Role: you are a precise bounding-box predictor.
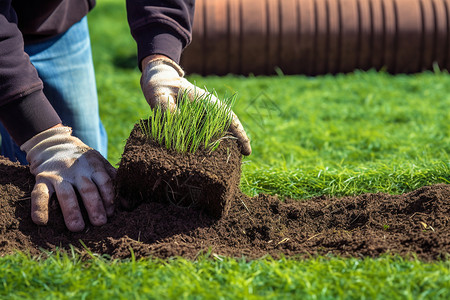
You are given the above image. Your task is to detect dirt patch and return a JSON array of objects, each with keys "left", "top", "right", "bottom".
[{"left": 0, "top": 155, "right": 448, "bottom": 260}]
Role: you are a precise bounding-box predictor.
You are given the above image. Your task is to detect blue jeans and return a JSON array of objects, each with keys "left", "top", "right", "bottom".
[{"left": 0, "top": 17, "right": 107, "bottom": 164}]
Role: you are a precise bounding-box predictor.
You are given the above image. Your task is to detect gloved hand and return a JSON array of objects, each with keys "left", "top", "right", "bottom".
[
  {"left": 20, "top": 126, "right": 116, "bottom": 232},
  {"left": 140, "top": 55, "right": 252, "bottom": 156}
]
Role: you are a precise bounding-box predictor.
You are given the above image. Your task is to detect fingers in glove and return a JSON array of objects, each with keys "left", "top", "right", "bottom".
[
  {"left": 180, "top": 81, "right": 209, "bottom": 103},
  {"left": 141, "top": 79, "right": 178, "bottom": 113},
  {"left": 55, "top": 181, "right": 85, "bottom": 232},
  {"left": 104, "top": 162, "right": 117, "bottom": 180},
  {"left": 79, "top": 150, "right": 115, "bottom": 217},
  {"left": 154, "top": 92, "right": 178, "bottom": 113},
  {"left": 76, "top": 176, "right": 107, "bottom": 226},
  {"left": 87, "top": 149, "right": 117, "bottom": 180},
  {"left": 180, "top": 80, "right": 252, "bottom": 156},
  {"left": 228, "top": 114, "right": 252, "bottom": 156},
  {"left": 92, "top": 171, "right": 115, "bottom": 217},
  {"left": 30, "top": 178, "right": 54, "bottom": 226}
]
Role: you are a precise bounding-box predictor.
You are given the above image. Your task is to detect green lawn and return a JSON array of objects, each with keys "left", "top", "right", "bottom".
[
  {"left": 1, "top": 0, "right": 449, "bottom": 299},
  {"left": 1, "top": 252, "right": 449, "bottom": 299}
]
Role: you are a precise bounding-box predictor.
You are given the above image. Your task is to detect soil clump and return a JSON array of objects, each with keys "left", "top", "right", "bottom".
[{"left": 0, "top": 156, "right": 448, "bottom": 261}]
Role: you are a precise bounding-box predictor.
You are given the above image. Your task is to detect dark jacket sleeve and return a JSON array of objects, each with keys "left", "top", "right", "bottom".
[
  {"left": 126, "top": 0, "right": 195, "bottom": 67},
  {"left": 0, "top": 2, "right": 61, "bottom": 146}
]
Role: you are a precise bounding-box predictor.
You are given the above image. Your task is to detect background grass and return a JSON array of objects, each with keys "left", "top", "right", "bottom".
[
  {"left": 1, "top": 0, "right": 449, "bottom": 298},
  {"left": 206, "top": 71, "right": 450, "bottom": 198}
]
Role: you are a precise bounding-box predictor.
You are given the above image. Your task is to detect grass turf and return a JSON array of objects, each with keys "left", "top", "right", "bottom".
[
  {"left": 195, "top": 71, "right": 450, "bottom": 198},
  {"left": 1, "top": 0, "right": 449, "bottom": 298},
  {"left": 1, "top": 252, "right": 449, "bottom": 299},
  {"left": 140, "top": 91, "right": 235, "bottom": 153}
]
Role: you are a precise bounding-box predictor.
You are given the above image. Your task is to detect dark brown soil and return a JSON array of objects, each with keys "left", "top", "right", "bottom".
[{"left": 0, "top": 155, "right": 448, "bottom": 260}]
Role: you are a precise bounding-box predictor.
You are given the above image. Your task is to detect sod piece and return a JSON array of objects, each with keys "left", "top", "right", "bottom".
[{"left": 115, "top": 122, "right": 242, "bottom": 218}]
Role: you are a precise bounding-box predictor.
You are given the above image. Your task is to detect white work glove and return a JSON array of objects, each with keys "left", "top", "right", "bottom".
[
  {"left": 140, "top": 56, "right": 252, "bottom": 156},
  {"left": 20, "top": 126, "right": 116, "bottom": 232}
]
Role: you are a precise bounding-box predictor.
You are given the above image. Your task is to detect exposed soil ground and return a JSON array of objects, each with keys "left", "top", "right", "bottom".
[{"left": 0, "top": 156, "right": 448, "bottom": 261}]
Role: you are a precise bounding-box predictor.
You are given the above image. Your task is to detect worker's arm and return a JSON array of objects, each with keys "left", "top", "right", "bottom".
[
  {"left": 0, "top": 2, "right": 115, "bottom": 232},
  {"left": 0, "top": 1, "right": 61, "bottom": 144},
  {"left": 126, "top": 0, "right": 195, "bottom": 67}
]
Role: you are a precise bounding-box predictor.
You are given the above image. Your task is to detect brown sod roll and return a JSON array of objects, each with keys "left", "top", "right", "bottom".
[
  {"left": 314, "top": 0, "right": 327, "bottom": 75},
  {"left": 445, "top": 0, "right": 450, "bottom": 70},
  {"left": 357, "top": 0, "right": 373, "bottom": 71},
  {"left": 394, "top": 0, "right": 422, "bottom": 73},
  {"left": 368, "top": 0, "right": 384, "bottom": 71},
  {"left": 299, "top": 0, "right": 316, "bottom": 74},
  {"left": 241, "top": 0, "right": 267, "bottom": 74},
  {"left": 204, "top": 0, "right": 228, "bottom": 75},
  {"left": 183, "top": 1, "right": 203, "bottom": 74},
  {"left": 280, "top": 0, "right": 300, "bottom": 74},
  {"left": 383, "top": 0, "right": 397, "bottom": 72},
  {"left": 433, "top": 0, "right": 449, "bottom": 70},
  {"left": 181, "top": 0, "right": 450, "bottom": 75},
  {"left": 339, "top": 0, "right": 359, "bottom": 73},
  {"left": 420, "top": 0, "right": 436, "bottom": 71},
  {"left": 326, "top": 0, "right": 340, "bottom": 74},
  {"left": 228, "top": 0, "right": 241, "bottom": 74}
]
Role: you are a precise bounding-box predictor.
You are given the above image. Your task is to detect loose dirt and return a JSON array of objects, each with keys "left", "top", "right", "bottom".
[{"left": 0, "top": 156, "right": 448, "bottom": 260}]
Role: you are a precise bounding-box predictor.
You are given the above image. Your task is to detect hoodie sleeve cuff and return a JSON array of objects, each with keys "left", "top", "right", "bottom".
[
  {"left": 0, "top": 90, "right": 61, "bottom": 146},
  {"left": 133, "top": 24, "right": 184, "bottom": 69}
]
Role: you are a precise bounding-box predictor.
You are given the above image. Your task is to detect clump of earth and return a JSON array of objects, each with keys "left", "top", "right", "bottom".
[{"left": 0, "top": 123, "right": 448, "bottom": 260}]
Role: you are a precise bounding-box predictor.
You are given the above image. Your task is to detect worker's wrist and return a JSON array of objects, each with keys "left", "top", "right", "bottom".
[
  {"left": 141, "top": 54, "right": 169, "bottom": 70},
  {"left": 20, "top": 125, "right": 72, "bottom": 154},
  {"left": 0, "top": 91, "right": 62, "bottom": 146},
  {"left": 133, "top": 24, "right": 184, "bottom": 70},
  {"left": 141, "top": 55, "right": 185, "bottom": 77}
]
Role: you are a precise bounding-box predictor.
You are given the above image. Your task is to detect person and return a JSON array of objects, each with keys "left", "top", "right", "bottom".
[{"left": 0, "top": 0, "right": 251, "bottom": 232}]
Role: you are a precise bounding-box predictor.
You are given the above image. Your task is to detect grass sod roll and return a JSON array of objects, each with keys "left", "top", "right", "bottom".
[{"left": 116, "top": 91, "right": 242, "bottom": 218}]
